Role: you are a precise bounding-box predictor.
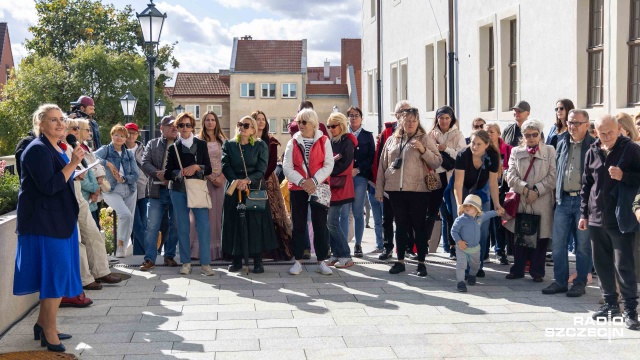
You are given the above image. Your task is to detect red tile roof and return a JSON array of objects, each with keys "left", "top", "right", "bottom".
[
  {"left": 234, "top": 39, "right": 304, "bottom": 73},
  {"left": 164, "top": 87, "right": 174, "bottom": 98},
  {"left": 307, "top": 66, "right": 341, "bottom": 83},
  {"left": 306, "top": 84, "right": 348, "bottom": 96},
  {"left": 172, "top": 73, "right": 230, "bottom": 96}
]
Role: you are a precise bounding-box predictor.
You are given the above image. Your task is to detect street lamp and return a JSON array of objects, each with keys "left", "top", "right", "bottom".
[
  {"left": 175, "top": 104, "right": 184, "bottom": 115},
  {"left": 119, "top": 90, "right": 137, "bottom": 120},
  {"left": 154, "top": 98, "right": 166, "bottom": 118},
  {"left": 137, "top": 0, "right": 166, "bottom": 142}
]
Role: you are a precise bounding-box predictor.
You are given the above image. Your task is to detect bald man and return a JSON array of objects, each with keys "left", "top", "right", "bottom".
[{"left": 579, "top": 114, "right": 640, "bottom": 330}]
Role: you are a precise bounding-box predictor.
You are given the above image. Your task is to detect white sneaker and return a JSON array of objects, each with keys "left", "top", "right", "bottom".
[
  {"left": 289, "top": 261, "right": 302, "bottom": 275},
  {"left": 115, "top": 246, "right": 125, "bottom": 258},
  {"left": 335, "top": 258, "right": 355, "bottom": 268},
  {"left": 327, "top": 256, "right": 339, "bottom": 266},
  {"left": 200, "top": 265, "right": 215, "bottom": 276},
  {"left": 316, "top": 262, "right": 333, "bottom": 275},
  {"left": 179, "top": 263, "right": 192, "bottom": 275}
]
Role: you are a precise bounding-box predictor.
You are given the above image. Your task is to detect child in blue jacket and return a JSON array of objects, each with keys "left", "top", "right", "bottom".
[{"left": 451, "top": 194, "right": 502, "bottom": 292}]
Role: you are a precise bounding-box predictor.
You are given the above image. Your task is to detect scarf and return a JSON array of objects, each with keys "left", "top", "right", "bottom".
[
  {"left": 526, "top": 145, "right": 539, "bottom": 154},
  {"left": 181, "top": 132, "right": 194, "bottom": 148}
]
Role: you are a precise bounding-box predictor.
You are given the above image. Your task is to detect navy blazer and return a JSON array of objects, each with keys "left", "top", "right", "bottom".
[
  {"left": 353, "top": 128, "right": 375, "bottom": 181},
  {"left": 16, "top": 135, "right": 79, "bottom": 238}
]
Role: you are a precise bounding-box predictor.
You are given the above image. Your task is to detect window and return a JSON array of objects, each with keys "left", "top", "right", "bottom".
[
  {"left": 370, "top": 0, "right": 376, "bottom": 18},
  {"left": 240, "top": 83, "right": 255, "bottom": 97},
  {"left": 390, "top": 63, "right": 398, "bottom": 110},
  {"left": 367, "top": 71, "right": 374, "bottom": 114},
  {"left": 400, "top": 61, "right": 408, "bottom": 101},
  {"left": 282, "top": 118, "right": 293, "bottom": 133},
  {"left": 509, "top": 20, "right": 518, "bottom": 109},
  {"left": 282, "top": 83, "right": 297, "bottom": 98},
  {"left": 185, "top": 105, "right": 200, "bottom": 119},
  {"left": 587, "top": 0, "right": 604, "bottom": 107},
  {"left": 268, "top": 119, "right": 277, "bottom": 134},
  {"left": 435, "top": 40, "right": 447, "bottom": 108},
  {"left": 206, "top": 105, "right": 222, "bottom": 116},
  {"left": 629, "top": 0, "right": 640, "bottom": 105},
  {"left": 373, "top": 69, "right": 379, "bottom": 114},
  {"left": 261, "top": 83, "right": 276, "bottom": 98},
  {"left": 488, "top": 26, "right": 495, "bottom": 111},
  {"left": 425, "top": 44, "right": 435, "bottom": 111}
]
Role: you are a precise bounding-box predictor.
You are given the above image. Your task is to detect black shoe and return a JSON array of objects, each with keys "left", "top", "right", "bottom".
[
  {"left": 623, "top": 309, "right": 640, "bottom": 330},
  {"left": 566, "top": 282, "right": 586, "bottom": 297},
  {"left": 467, "top": 275, "right": 477, "bottom": 286},
  {"left": 228, "top": 258, "right": 242, "bottom": 272},
  {"left": 505, "top": 273, "right": 524, "bottom": 280},
  {"left": 457, "top": 281, "right": 467, "bottom": 292},
  {"left": 542, "top": 282, "right": 568, "bottom": 295},
  {"left": 252, "top": 262, "right": 264, "bottom": 274},
  {"left": 33, "top": 324, "right": 71, "bottom": 341},
  {"left": 592, "top": 303, "right": 621, "bottom": 320},
  {"left": 354, "top": 244, "right": 363, "bottom": 258},
  {"left": 499, "top": 254, "right": 509, "bottom": 265},
  {"left": 416, "top": 263, "right": 427, "bottom": 277},
  {"left": 389, "top": 262, "right": 405, "bottom": 274},
  {"left": 476, "top": 269, "right": 485, "bottom": 278},
  {"left": 40, "top": 331, "right": 65, "bottom": 352},
  {"left": 379, "top": 249, "right": 393, "bottom": 261}
]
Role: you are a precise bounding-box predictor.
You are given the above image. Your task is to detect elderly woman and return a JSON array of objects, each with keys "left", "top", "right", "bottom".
[
  {"left": 164, "top": 112, "right": 214, "bottom": 276},
  {"left": 429, "top": 106, "right": 466, "bottom": 258},
  {"left": 504, "top": 119, "right": 557, "bottom": 282},
  {"left": 446, "top": 129, "right": 504, "bottom": 277},
  {"left": 283, "top": 109, "right": 334, "bottom": 275},
  {"left": 326, "top": 112, "right": 358, "bottom": 268},
  {"left": 254, "top": 110, "right": 293, "bottom": 260},
  {"left": 95, "top": 124, "right": 139, "bottom": 258},
  {"left": 375, "top": 108, "right": 442, "bottom": 276},
  {"left": 14, "top": 104, "right": 85, "bottom": 352},
  {"left": 221, "top": 116, "right": 278, "bottom": 273}
]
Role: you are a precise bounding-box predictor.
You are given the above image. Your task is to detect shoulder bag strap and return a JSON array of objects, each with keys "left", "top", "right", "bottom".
[
  {"left": 238, "top": 142, "right": 261, "bottom": 189},
  {"left": 616, "top": 142, "right": 630, "bottom": 167},
  {"left": 173, "top": 143, "right": 184, "bottom": 171},
  {"left": 296, "top": 141, "right": 310, "bottom": 179},
  {"left": 522, "top": 156, "right": 536, "bottom": 182}
]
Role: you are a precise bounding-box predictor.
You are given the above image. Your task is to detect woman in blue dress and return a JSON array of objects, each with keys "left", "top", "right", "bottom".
[{"left": 14, "top": 104, "right": 84, "bottom": 352}]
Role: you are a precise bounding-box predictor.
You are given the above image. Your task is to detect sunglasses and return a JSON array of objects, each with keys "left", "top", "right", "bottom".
[
  {"left": 523, "top": 132, "right": 539, "bottom": 139},
  {"left": 177, "top": 123, "right": 193, "bottom": 129},
  {"left": 473, "top": 124, "right": 485, "bottom": 129},
  {"left": 237, "top": 122, "right": 251, "bottom": 129},
  {"left": 555, "top": 107, "right": 565, "bottom": 112},
  {"left": 327, "top": 124, "right": 340, "bottom": 129},
  {"left": 296, "top": 120, "right": 308, "bottom": 126},
  {"left": 70, "top": 126, "right": 80, "bottom": 131}
]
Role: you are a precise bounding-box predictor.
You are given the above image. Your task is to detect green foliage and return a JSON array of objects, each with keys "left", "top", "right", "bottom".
[{"left": 0, "top": 174, "right": 20, "bottom": 215}]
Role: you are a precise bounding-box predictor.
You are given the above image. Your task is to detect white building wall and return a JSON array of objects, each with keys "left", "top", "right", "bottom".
[{"left": 362, "top": 0, "right": 640, "bottom": 138}]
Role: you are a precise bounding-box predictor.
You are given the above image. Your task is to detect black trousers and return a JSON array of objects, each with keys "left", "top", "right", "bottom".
[
  {"left": 590, "top": 226, "right": 638, "bottom": 310},
  {"left": 507, "top": 231, "right": 549, "bottom": 278},
  {"left": 382, "top": 196, "right": 395, "bottom": 251},
  {"left": 388, "top": 191, "right": 430, "bottom": 262},
  {"left": 290, "top": 190, "right": 329, "bottom": 261}
]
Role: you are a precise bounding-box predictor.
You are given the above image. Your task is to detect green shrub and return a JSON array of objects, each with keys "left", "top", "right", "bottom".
[{"left": 0, "top": 174, "right": 19, "bottom": 215}]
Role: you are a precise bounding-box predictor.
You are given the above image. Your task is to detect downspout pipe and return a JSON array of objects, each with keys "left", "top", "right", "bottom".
[
  {"left": 377, "top": 0, "right": 383, "bottom": 133},
  {"left": 448, "top": 0, "right": 456, "bottom": 111}
]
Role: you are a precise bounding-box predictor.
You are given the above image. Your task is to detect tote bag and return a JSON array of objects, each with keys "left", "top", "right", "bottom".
[{"left": 173, "top": 144, "right": 211, "bottom": 209}]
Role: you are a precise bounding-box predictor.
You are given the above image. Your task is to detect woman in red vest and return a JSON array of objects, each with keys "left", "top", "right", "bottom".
[{"left": 283, "top": 109, "right": 334, "bottom": 276}]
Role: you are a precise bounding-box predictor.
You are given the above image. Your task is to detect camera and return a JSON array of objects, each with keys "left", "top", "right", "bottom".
[{"left": 392, "top": 157, "right": 403, "bottom": 169}]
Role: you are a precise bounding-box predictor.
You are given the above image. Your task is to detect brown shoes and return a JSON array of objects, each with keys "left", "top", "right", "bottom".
[
  {"left": 82, "top": 281, "right": 102, "bottom": 290},
  {"left": 60, "top": 292, "right": 93, "bottom": 308},
  {"left": 140, "top": 260, "right": 156, "bottom": 271},
  {"left": 95, "top": 273, "right": 123, "bottom": 284},
  {"left": 164, "top": 257, "right": 178, "bottom": 267}
]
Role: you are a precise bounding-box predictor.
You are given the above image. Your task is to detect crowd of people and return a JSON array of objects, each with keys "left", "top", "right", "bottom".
[{"left": 11, "top": 96, "right": 640, "bottom": 352}]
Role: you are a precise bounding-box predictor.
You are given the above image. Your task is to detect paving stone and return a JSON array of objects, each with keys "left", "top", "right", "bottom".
[
  {"left": 177, "top": 320, "right": 257, "bottom": 331},
  {"left": 61, "top": 315, "right": 142, "bottom": 324},
  {"left": 392, "top": 344, "right": 485, "bottom": 358},
  {"left": 81, "top": 342, "right": 174, "bottom": 356},
  {"left": 96, "top": 321, "right": 179, "bottom": 333},
  {"left": 215, "top": 349, "right": 305, "bottom": 360},
  {"left": 477, "top": 342, "right": 569, "bottom": 356},
  {"left": 171, "top": 339, "right": 259, "bottom": 352},
  {"left": 334, "top": 315, "right": 413, "bottom": 326},
  {"left": 376, "top": 323, "right": 460, "bottom": 335},
  {"left": 217, "top": 295, "right": 289, "bottom": 304},
  {"left": 297, "top": 325, "right": 382, "bottom": 337},
  {"left": 131, "top": 330, "right": 217, "bottom": 342},
  {"left": 260, "top": 336, "right": 346, "bottom": 350},
  {"left": 343, "top": 334, "right": 427, "bottom": 348},
  {"left": 107, "top": 305, "right": 183, "bottom": 316},
  {"left": 140, "top": 312, "right": 218, "bottom": 322},
  {"left": 306, "top": 346, "right": 397, "bottom": 360},
  {"left": 217, "top": 310, "right": 293, "bottom": 320},
  {"left": 216, "top": 327, "right": 299, "bottom": 340},
  {"left": 147, "top": 297, "right": 220, "bottom": 306},
  {"left": 257, "top": 317, "right": 336, "bottom": 328}
]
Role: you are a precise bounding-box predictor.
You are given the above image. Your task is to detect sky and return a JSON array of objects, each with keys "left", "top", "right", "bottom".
[{"left": 0, "top": 0, "right": 362, "bottom": 85}]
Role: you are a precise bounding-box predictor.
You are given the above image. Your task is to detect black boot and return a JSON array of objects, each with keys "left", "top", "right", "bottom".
[
  {"left": 253, "top": 255, "right": 264, "bottom": 274},
  {"left": 228, "top": 256, "right": 242, "bottom": 272}
]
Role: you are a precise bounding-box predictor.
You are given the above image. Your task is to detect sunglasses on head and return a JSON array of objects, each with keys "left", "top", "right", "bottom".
[
  {"left": 402, "top": 108, "right": 419, "bottom": 115},
  {"left": 524, "top": 132, "right": 539, "bottom": 139},
  {"left": 555, "top": 107, "right": 565, "bottom": 112},
  {"left": 327, "top": 124, "right": 340, "bottom": 129},
  {"left": 177, "top": 123, "right": 192, "bottom": 129},
  {"left": 237, "top": 122, "right": 251, "bottom": 129}
]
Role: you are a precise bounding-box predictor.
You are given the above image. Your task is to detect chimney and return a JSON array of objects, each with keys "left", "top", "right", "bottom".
[
  {"left": 241, "top": 35, "right": 252, "bottom": 40},
  {"left": 219, "top": 69, "right": 230, "bottom": 76},
  {"left": 324, "top": 59, "right": 330, "bottom": 79}
]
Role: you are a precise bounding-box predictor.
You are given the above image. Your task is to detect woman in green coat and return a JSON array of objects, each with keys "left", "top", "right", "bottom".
[{"left": 221, "top": 116, "right": 278, "bottom": 273}]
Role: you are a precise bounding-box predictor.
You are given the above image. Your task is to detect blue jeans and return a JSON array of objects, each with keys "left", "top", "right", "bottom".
[
  {"left": 441, "top": 201, "right": 452, "bottom": 253},
  {"left": 367, "top": 185, "right": 384, "bottom": 249},
  {"left": 551, "top": 195, "right": 593, "bottom": 287},
  {"left": 350, "top": 175, "right": 368, "bottom": 245},
  {"left": 490, "top": 201, "right": 506, "bottom": 255},
  {"left": 170, "top": 190, "right": 211, "bottom": 265},
  {"left": 328, "top": 203, "right": 351, "bottom": 257},
  {"left": 144, "top": 188, "right": 178, "bottom": 262},
  {"left": 450, "top": 191, "right": 491, "bottom": 271},
  {"left": 132, "top": 198, "right": 148, "bottom": 255}
]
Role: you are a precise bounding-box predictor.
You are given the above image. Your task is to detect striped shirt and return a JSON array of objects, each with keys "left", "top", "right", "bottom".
[{"left": 302, "top": 138, "right": 314, "bottom": 161}]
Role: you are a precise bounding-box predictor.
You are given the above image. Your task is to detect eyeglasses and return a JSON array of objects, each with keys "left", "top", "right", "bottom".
[
  {"left": 128, "top": 132, "right": 138, "bottom": 136},
  {"left": 555, "top": 107, "right": 565, "bottom": 112},
  {"left": 49, "top": 117, "right": 67, "bottom": 123},
  {"left": 473, "top": 124, "right": 485, "bottom": 130},
  {"left": 327, "top": 124, "right": 340, "bottom": 129},
  {"left": 567, "top": 121, "right": 588, "bottom": 127},
  {"left": 523, "top": 132, "right": 539, "bottom": 139},
  {"left": 296, "top": 120, "right": 308, "bottom": 126},
  {"left": 237, "top": 122, "right": 251, "bottom": 129},
  {"left": 70, "top": 126, "right": 80, "bottom": 131},
  {"left": 348, "top": 114, "right": 361, "bottom": 119},
  {"left": 177, "top": 123, "right": 193, "bottom": 129}
]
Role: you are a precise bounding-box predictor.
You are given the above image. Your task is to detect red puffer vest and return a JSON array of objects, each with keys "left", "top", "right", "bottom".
[{"left": 288, "top": 136, "right": 329, "bottom": 191}]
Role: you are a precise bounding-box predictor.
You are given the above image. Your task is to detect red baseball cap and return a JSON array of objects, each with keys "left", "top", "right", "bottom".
[
  {"left": 75, "top": 95, "right": 94, "bottom": 107},
  {"left": 124, "top": 123, "right": 139, "bottom": 132}
]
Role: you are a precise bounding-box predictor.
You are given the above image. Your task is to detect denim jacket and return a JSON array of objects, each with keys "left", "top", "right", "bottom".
[{"left": 94, "top": 143, "right": 139, "bottom": 193}]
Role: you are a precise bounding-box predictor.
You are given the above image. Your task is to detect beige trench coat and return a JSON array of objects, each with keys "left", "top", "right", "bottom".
[{"left": 504, "top": 144, "right": 557, "bottom": 239}]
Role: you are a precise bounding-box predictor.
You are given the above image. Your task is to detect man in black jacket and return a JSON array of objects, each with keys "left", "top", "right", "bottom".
[{"left": 579, "top": 114, "right": 640, "bottom": 330}]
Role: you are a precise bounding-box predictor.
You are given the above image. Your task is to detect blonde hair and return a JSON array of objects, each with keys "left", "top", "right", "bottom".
[
  {"left": 296, "top": 108, "right": 319, "bottom": 131},
  {"left": 327, "top": 113, "right": 348, "bottom": 140},
  {"left": 234, "top": 116, "right": 259, "bottom": 145},
  {"left": 616, "top": 112, "right": 639, "bottom": 141},
  {"left": 32, "top": 104, "right": 63, "bottom": 137},
  {"left": 483, "top": 122, "right": 502, "bottom": 136}
]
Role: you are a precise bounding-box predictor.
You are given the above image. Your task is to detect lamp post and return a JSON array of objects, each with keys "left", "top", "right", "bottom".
[
  {"left": 154, "top": 98, "right": 166, "bottom": 138},
  {"left": 136, "top": 0, "right": 166, "bottom": 143},
  {"left": 175, "top": 104, "right": 184, "bottom": 115},
  {"left": 120, "top": 90, "right": 138, "bottom": 121}
]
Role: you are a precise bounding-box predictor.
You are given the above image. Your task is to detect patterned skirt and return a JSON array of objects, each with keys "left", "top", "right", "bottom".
[{"left": 263, "top": 173, "right": 293, "bottom": 260}]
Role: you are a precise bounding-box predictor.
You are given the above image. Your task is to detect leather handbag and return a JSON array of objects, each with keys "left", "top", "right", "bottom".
[
  {"left": 173, "top": 144, "right": 211, "bottom": 209},
  {"left": 238, "top": 143, "right": 268, "bottom": 211},
  {"left": 503, "top": 157, "right": 536, "bottom": 219},
  {"left": 514, "top": 208, "right": 540, "bottom": 249},
  {"left": 330, "top": 175, "right": 347, "bottom": 189},
  {"left": 297, "top": 142, "right": 331, "bottom": 209},
  {"left": 424, "top": 164, "right": 442, "bottom": 191}
]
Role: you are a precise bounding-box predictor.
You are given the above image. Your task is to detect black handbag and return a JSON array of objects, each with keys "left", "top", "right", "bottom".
[
  {"left": 238, "top": 143, "right": 268, "bottom": 211},
  {"left": 440, "top": 151, "right": 456, "bottom": 171},
  {"left": 514, "top": 207, "right": 540, "bottom": 249}
]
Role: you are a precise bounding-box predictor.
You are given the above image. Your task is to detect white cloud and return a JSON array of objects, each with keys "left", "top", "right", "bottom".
[
  {"left": 216, "top": 0, "right": 360, "bottom": 18},
  {"left": 0, "top": 0, "right": 37, "bottom": 23}
]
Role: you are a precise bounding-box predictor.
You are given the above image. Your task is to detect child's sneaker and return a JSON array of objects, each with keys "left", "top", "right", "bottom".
[
  {"left": 316, "top": 262, "right": 333, "bottom": 275},
  {"left": 457, "top": 281, "right": 467, "bottom": 292},
  {"left": 467, "top": 275, "right": 477, "bottom": 286}
]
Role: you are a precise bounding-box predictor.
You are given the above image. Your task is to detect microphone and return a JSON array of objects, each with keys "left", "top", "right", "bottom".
[{"left": 65, "top": 134, "right": 88, "bottom": 168}]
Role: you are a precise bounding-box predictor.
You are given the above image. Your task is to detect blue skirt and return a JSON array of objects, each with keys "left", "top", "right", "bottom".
[{"left": 13, "top": 228, "right": 83, "bottom": 299}]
